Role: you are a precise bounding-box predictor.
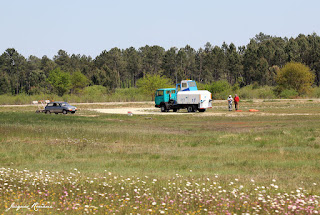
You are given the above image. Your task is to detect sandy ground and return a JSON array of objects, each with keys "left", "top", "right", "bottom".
[
  {"left": 2, "top": 99, "right": 320, "bottom": 116},
  {"left": 89, "top": 107, "right": 189, "bottom": 115},
  {"left": 89, "top": 107, "right": 320, "bottom": 116}
]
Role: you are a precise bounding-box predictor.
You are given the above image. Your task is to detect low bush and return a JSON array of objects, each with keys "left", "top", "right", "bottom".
[
  {"left": 204, "top": 80, "right": 232, "bottom": 100},
  {"left": 257, "top": 86, "right": 276, "bottom": 99},
  {"left": 238, "top": 85, "right": 276, "bottom": 100},
  {"left": 279, "top": 89, "right": 299, "bottom": 99},
  {"left": 107, "top": 88, "right": 149, "bottom": 102},
  {"left": 311, "top": 87, "right": 320, "bottom": 98}
]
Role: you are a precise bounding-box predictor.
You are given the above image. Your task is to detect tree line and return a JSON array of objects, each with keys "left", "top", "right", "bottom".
[{"left": 0, "top": 32, "right": 320, "bottom": 96}]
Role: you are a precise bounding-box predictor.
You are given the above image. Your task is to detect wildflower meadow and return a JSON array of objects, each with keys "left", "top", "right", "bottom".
[{"left": 1, "top": 168, "right": 319, "bottom": 214}]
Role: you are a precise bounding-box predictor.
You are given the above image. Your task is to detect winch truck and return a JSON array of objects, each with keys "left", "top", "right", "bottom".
[{"left": 155, "top": 80, "right": 212, "bottom": 112}]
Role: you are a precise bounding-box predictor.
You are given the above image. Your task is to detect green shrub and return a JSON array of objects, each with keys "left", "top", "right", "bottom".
[
  {"left": 108, "top": 88, "right": 149, "bottom": 102},
  {"left": 257, "top": 86, "right": 276, "bottom": 99},
  {"left": 82, "top": 85, "right": 109, "bottom": 102},
  {"left": 238, "top": 85, "right": 276, "bottom": 99},
  {"left": 279, "top": 89, "right": 299, "bottom": 99},
  {"left": 311, "top": 87, "right": 320, "bottom": 98},
  {"left": 210, "top": 80, "right": 231, "bottom": 93},
  {"left": 239, "top": 85, "right": 256, "bottom": 99},
  {"left": 83, "top": 85, "right": 108, "bottom": 96},
  {"left": 196, "top": 82, "right": 206, "bottom": 90},
  {"left": 205, "top": 80, "right": 231, "bottom": 100},
  {"left": 214, "top": 91, "right": 232, "bottom": 100}
]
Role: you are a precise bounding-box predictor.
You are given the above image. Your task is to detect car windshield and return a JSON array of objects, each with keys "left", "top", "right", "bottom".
[{"left": 60, "top": 102, "right": 69, "bottom": 106}]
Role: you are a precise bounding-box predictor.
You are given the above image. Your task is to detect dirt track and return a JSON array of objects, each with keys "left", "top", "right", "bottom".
[
  {"left": 87, "top": 99, "right": 320, "bottom": 116},
  {"left": 2, "top": 99, "right": 320, "bottom": 116},
  {"left": 90, "top": 107, "right": 189, "bottom": 115},
  {"left": 90, "top": 107, "right": 320, "bottom": 117}
]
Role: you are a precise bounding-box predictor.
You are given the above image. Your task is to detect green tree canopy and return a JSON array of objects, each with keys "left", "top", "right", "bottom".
[
  {"left": 276, "top": 62, "right": 315, "bottom": 95},
  {"left": 47, "top": 67, "right": 71, "bottom": 96},
  {"left": 1, "top": 33, "right": 320, "bottom": 96},
  {"left": 136, "top": 73, "right": 173, "bottom": 100},
  {"left": 71, "top": 70, "right": 89, "bottom": 94}
]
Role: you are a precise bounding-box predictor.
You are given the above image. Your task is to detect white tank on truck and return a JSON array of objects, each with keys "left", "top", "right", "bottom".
[{"left": 155, "top": 80, "right": 212, "bottom": 112}]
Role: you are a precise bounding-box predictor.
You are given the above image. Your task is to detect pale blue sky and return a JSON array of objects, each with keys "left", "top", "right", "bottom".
[{"left": 1, "top": 0, "right": 319, "bottom": 58}]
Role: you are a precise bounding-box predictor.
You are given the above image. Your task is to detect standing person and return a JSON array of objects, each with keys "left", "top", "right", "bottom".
[
  {"left": 227, "top": 95, "right": 233, "bottom": 111},
  {"left": 234, "top": 94, "right": 240, "bottom": 110}
]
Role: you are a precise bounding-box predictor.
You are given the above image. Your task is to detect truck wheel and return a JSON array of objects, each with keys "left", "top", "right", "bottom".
[
  {"left": 63, "top": 110, "right": 67, "bottom": 114},
  {"left": 193, "top": 105, "right": 197, "bottom": 112},
  {"left": 199, "top": 109, "right": 206, "bottom": 112},
  {"left": 187, "top": 106, "right": 193, "bottom": 112},
  {"left": 173, "top": 108, "right": 178, "bottom": 112},
  {"left": 45, "top": 111, "right": 51, "bottom": 114},
  {"left": 161, "top": 105, "right": 166, "bottom": 112}
]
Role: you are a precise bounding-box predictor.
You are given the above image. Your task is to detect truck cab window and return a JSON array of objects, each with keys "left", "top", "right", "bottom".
[
  {"left": 157, "top": 91, "right": 163, "bottom": 96},
  {"left": 182, "top": 83, "right": 187, "bottom": 88}
]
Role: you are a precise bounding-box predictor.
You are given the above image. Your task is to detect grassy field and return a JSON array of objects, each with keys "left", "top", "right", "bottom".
[{"left": 1, "top": 100, "right": 320, "bottom": 214}]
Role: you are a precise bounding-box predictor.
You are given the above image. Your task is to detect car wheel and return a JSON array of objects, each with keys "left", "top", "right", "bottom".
[
  {"left": 45, "top": 111, "right": 51, "bottom": 114},
  {"left": 63, "top": 110, "right": 67, "bottom": 114},
  {"left": 55, "top": 113, "right": 58, "bottom": 115}
]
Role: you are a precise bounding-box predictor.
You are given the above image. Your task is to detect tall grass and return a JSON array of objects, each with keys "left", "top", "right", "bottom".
[{"left": 0, "top": 88, "right": 150, "bottom": 105}]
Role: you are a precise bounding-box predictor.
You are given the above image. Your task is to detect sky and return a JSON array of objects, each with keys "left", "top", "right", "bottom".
[{"left": 1, "top": 0, "right": 320, "bottom": 59}]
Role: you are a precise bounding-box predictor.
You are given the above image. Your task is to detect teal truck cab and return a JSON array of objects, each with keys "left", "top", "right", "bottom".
[{"left": 155, "top": 88, "right": 177, "bottom": 112}]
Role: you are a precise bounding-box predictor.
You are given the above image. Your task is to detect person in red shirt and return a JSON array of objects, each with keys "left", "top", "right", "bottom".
[{"left": 234, "top": 94, "right": 240, "bottom": 110}]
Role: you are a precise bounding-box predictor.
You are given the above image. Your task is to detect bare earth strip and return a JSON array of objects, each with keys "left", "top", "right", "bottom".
[
  {"left": 90, "top": 107, "right": 320, "bottom": 116},
  {"left": 2, "top": 99, "right": 320, "bottom": 116},
  {"left": 90, "top": 107, "right": 189, "bottom": 115}
]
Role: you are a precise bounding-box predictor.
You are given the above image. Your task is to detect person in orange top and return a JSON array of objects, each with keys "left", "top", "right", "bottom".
[{"left": 234, "top": 94, "right": 240, "bottom": 110}]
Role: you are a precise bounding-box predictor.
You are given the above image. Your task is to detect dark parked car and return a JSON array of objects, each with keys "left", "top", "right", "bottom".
[{"left": 44, "top": 102, "right": 77, "bottom": 114}]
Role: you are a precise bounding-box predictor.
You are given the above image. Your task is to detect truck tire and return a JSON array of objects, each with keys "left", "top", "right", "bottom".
[
  {"left": 187, "top": 106, "right": 193, "bottom": 112},
  {"left": 193, "top": 105, "right": 197, "bottom": 112},
  {"left": 199, "top": 109, "right": 206, "bottom": 112},
  {"left": 45, "top": 111, "right": 51, "bottom": 114},
  {"left": 161, "top": 105, "right": 166, "bottom": 112},
  {"left": 173, "top": 108, "right": 178, "bottom": 112}
]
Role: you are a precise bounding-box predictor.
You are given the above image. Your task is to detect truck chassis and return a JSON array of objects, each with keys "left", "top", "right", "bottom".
[{"left": 158, "top": 101, "right": 206, "bottom": 113}]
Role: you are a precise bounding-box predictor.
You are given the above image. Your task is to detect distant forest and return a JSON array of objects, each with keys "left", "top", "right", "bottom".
[{"left": 0, "top": 32, "right": 320, "bottom": 95}]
